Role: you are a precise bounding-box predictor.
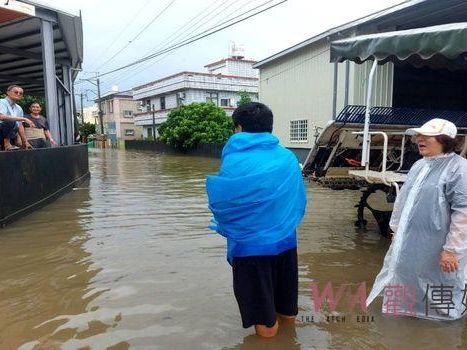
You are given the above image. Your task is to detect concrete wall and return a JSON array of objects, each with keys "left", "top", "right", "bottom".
[
  {"left": 125, "top": 140, "right": 224, "bottom": 158},
  {"left": 0, "top": 145, "right": 90, "bottom": 227}
]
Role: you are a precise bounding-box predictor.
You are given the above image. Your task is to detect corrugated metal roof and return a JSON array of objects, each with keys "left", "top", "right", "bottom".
[
  {"left": 254, "top": 0, "right": 467, "bottom": 69},
  {"left": 336, "top": 105, "right": 467, "bottom": 127},
  {"left": 0, "top": 1, "right": 83, "bottom": 95}
]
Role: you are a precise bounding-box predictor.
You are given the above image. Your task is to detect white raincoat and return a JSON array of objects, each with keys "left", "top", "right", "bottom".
[{"left": 367, "top": 153, "right": 467, "bottom": 320}]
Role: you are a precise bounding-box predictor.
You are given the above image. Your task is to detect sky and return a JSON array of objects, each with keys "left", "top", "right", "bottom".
[{"left": 47, "top": 0, "right": 404, "bottom": 103}]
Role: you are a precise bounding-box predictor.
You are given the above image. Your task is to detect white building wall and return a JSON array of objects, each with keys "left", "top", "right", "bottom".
[
  {"left": 82, "top": 105, "right": 98, "bottom": 124},
  {"left": 258, "top": 40, "right": 393, "bottom": 149},
  {"left": 133, "top": 73, "right": 257, "bottom": 100},
  {"left": 226, "top": 60, "right": 258, "bottom": 77},
  {"left": 185, "top": 89, "right": 256, "bottom": 107},
  {"left": 164, "top": 94, "right": 177, "bottom": 109},
  {"left": 349, "top": 60, "right": 394, "bottom": 107},
  {"left": 208, "top": 62, "right": 228, "bottom": 75}
]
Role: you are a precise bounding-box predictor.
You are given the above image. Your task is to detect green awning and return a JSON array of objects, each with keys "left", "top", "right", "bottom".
[{"left": 330, "top": 23, "right": 467, "bottom": 70}]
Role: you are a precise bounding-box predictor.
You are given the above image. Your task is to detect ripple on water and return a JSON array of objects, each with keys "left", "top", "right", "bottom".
[{"left": 2, "top": 149, "right": 465, "bottom": 350}]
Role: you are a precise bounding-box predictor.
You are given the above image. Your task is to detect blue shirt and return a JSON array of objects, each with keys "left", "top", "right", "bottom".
[{"left": 0, "top": 97, "right": 23, "bottom": 124}]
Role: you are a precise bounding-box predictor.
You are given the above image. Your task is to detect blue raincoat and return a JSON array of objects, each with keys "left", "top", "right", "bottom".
[{"left": 206, "top": 132, "right": 307, "bottom": 264}]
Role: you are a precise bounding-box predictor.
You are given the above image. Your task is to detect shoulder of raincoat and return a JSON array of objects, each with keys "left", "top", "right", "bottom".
[{"left": 206, "top": 132, "right": 307, "bottom": 263}]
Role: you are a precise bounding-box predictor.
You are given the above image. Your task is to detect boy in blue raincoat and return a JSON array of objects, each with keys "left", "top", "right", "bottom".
[{"left": 206, "top": 102, "right": 307, "bottom": 337}]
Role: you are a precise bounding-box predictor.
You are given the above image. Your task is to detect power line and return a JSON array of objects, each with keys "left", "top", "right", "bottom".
[
  {"left": 107, "top": 0, "right": 226, "bottom": 86},
  {"left": 90, "top": 0, "right": 153, "bottom": 70},
  {"left": 95, "top": 0, "right": 177, "bottom": 71},
  {"left": 130, "top": 0, "right": 280, "bottom": 63},
  {"left": 103, "top": 0, "right": 244, "bottom": 88},
  {"left": 111, "top": 0, "right": 254, "bottom": 88},
  {"left": 99, "top": 0, "right": 287, "bottom": 78},
  {"left": 148, "top": 0, "right": 232, "bottom": 55}
]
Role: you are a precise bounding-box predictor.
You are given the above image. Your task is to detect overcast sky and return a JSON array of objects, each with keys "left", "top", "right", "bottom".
[{"left": 48, "top": 0, "right": 403, "bottom": 100}]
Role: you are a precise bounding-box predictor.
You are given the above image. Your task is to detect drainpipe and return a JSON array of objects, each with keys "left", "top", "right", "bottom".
[{"left": 332, "top": 62, "right": 338, "bottom": 119}]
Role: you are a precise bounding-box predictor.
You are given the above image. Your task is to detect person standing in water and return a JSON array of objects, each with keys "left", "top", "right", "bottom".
[
  {"left": 367, "top": 118, "right": 467, "bottom": 320},
  {"left": 206, "top": 102, "right": 307, "bottom": 337}
]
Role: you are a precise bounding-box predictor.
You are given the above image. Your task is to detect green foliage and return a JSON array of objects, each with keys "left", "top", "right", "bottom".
[
  {"left": 79, "top": 122, "right": 96, "bottom": 138},
  {"left": 237, "top": 91, "right": 252, "bottom": 107},
  {"left": 0, "top": 93, "right": 46, "bottom": 115},
  {"left": 158, "top": 102, "right": 233, "bottom": 149}
]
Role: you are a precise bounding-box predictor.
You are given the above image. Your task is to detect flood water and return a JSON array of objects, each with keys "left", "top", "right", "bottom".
[{"left": 1, "top": 148, "right": 466, "bottom": 349}]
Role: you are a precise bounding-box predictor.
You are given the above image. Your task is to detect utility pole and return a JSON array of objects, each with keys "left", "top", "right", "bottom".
[
  {"left": 152, "top": 104, "right": 156, "bottom": 140},
  {"left": 80, "top": 92, "right": 84, "bottom": 124},
  {"left": 97, "top": 77, "right": 104, "bottom": 134}
]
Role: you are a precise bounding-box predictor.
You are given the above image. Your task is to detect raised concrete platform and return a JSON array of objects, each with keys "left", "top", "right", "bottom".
[{"left": 0, "top": 144, "right": 90, "bottom": 227}]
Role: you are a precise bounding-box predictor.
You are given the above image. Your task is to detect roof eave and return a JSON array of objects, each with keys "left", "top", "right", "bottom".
[{"left": 253, "top": 0, "right": 428, "bottom": 69}]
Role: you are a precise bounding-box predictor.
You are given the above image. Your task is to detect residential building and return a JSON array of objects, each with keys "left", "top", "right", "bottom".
[
  {"left": 82, "top": 105, "right": 98, "bottom": 125},
  {"left": 133, "top": 56, "right": 258, "bottom": 138},
  {"left": 96, "top": 91, "right": 143, "bottom": 143},
  {"left": 253, "top": 0, "right": 467, "bottom": 160}
]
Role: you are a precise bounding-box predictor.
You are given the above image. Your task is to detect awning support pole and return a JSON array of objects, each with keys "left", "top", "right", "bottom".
[
  {"left": 361, "top": 59, "right": 378, "bottom": 166},
  {"left": 62, "top": 65, "right": 74, "bottom": 145},
  {"left": 344, "top": 61, "right": 350, "bottom": 107},
  {"left": 40, "top": 19, "right": 60, "bottom": 143}
]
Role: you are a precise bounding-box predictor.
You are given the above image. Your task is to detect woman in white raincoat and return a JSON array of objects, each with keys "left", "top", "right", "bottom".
[{"left": 367, "top": 118, "right": 467, "bottom": 320}]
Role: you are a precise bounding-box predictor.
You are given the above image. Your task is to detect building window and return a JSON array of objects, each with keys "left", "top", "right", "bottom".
[
  {"left": 147, "top": 127, "right": 153, "bottom": 138},
  {"left": 146, "top": 99, "right": 151, "bottom": 112},
  {"left": 206, "top": 92, "right": 218, "bottom": 105},
  {"left": 176, "top": 92, "right": 185, "bottom": 106},
  {"left": 160, "top": 96, "right": 166, "bottom": 110},
  {"left": 220, "top": 98, "right": 231, "bottom": 107},
  {"left": 123, "top": 110, "right": 133, "bottom": 118},
  {"left": 124, "top": 129, "right": 135, "bottom": 136},
  {"left": 289, "top": 120, "right": 308, "bottom": 142},
  {"left": 107, "top": 100, "right": 113, "bottom": 113}
]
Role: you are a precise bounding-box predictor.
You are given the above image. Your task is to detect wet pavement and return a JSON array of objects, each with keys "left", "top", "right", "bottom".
[{"left": 0, "top": 148, "right": 465, "bottom": 349}]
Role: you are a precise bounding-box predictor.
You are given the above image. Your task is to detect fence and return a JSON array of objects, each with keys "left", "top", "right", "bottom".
[{"left": 125, "top": 140, "right": 224, "bottom": 158}]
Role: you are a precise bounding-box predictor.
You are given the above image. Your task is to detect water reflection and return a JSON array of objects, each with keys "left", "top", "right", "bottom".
[
  {"left": 0, "top": 182, "right": 97, "bottom": 349},
  {"left": 0, "top": 149, "right": 465, "bottom": 349}
]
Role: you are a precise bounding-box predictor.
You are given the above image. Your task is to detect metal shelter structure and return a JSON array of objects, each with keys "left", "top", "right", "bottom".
[
  {"left": 0, "top": 1, "right": 83, "bottom": 145},
  {"left": 330, "top": 22, "right": 467, "bottom": 168}
]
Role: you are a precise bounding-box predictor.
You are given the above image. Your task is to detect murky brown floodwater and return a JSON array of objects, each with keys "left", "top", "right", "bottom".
[{"left": 0, "top": 148, "right": 466, "bottom": 349}]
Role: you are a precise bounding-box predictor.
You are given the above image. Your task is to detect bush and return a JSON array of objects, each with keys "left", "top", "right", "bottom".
[
  {"left": 79, "top": 122, "right": 96, "bottom": 139},
  {"left": 158, "top": 102, "right": 233, "bottom": 149},
  {"left": 237, "top": 91, "right": 252, "bottom": 107}
]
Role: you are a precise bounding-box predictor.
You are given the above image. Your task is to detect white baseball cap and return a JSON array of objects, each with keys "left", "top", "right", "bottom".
[{"left": 406, "top": 118, "right": 457, "bottom": 139}]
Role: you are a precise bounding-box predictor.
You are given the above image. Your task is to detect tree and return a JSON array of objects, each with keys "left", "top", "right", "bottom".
[
  {"left": 79, "top": 122, "right": 96, "bottom": 142},
  {"left": 237, "top": 91, "right": 252, "bottom": 107},
  {"left": 158, "top": 102, "right": 233, "bottom": 150}
]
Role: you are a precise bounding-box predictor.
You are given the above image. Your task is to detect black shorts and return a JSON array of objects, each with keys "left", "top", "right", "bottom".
[{"left": 232, "top": 248, "right": 298, "bottom": 328}]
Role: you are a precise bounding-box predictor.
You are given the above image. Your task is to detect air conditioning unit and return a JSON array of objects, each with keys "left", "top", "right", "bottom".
[{"left": 177, "top": 92, "right": 186, "bottom": 100}]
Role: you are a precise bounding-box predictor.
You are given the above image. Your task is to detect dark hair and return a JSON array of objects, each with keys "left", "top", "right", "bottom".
[
  {"left": 28, "top": 101, "right": 41, "bottom": 112},
  {"left": 232, "top": 102, "right": 273, "bottom": 133},
  {"left": 435, "top": 135, "right": 457, "bottom": 153}
]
